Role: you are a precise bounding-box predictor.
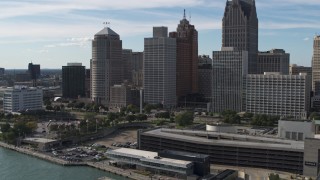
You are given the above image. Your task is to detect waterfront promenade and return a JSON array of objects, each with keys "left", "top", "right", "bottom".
[{"left": 0, "top": 142, "right": 158, "bottom": 180}]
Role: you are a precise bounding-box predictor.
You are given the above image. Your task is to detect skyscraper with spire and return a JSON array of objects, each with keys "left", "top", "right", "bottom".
[
  {"left": 90, "top": 27, "right": 123, "bottom": 105},
  {"left": 312, "top": 36, "right": 320, "bottom": 95},
  {"left": 222, "top": 0, "right": 258, "bottom": 74},
  {"left": 169, "top": 10, "right": 198, "bottom": 100}
]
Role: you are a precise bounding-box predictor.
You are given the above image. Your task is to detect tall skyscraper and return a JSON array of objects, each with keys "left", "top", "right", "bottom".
[
  {"left": 198, "top": 55, "right": 212, "bottom": 101},
  {"left": 90, "top": 27, "right": 123, "bottom": 105},
  {"left": 169, "top": 10, "right": 198, "bottom": 98},
  {"left": 257, "top": 49, "right": 290, "bottom": 75},
  {"left": 122, "top": 49, "right": 133, "bottom": 82},
  {"left": 62, "top": 63, "right": 85, "bottom": 98},
  {"left": 312, "top": 36, "right": 320, "bottom": 95},
  {"left": 212, "top": 48, "right": 248, "bottom": 113},
  {"left": 144, "top": 27, "right": 177, "bottom": 108},
  {"left": 222, "top": 0, "right": 258, "bottom": 74}
]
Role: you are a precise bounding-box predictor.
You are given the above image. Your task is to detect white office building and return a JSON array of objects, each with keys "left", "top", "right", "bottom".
[
  {"left": 245, "top": 72, "right": 311, "bottom": 119},
  {"left": 143, "top": 27, "right": 177, "bottom": 108},
  {"left": 212, "top": 47, "right": 248, "bottom": 113},
  {"left": 3, "top": 87, "right": 43, "bottom": 113},
  {"left": 278, "top": 120, "right": 315, "bottom": 141}
]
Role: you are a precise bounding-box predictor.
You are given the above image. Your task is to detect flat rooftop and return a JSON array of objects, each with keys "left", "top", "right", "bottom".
[
  {"left": 23, "top": 138, "right": 58, "bottom": 143},
  {"left": 142, "top": 128, "right": 304, "bottom": 151},
  {"left": 108, "top": 148, "right": 193, "bottom": 167}
]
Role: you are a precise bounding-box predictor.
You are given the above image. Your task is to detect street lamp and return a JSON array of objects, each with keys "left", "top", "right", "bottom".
[{"left": 86, "top": 119, "right": 89, "bottom": 134}]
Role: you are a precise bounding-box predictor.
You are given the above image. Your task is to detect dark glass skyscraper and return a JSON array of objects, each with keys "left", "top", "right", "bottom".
[
  {"left": 62, "top": 63, "right": 85, "bottom": 98},
  {"left": 222, "top": 0, "right": 258, "bottom": 74},
  {"left": 169, "top": 10, "right": 198, "bottom": 99}
]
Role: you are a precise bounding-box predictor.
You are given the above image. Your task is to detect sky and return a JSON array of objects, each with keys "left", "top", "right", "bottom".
[{"left": 0, "top": 0, "right": 319, "bottom": 69}]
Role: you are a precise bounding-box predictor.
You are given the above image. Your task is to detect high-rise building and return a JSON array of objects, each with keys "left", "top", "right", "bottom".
[
  {"left": 144, "top": 27, "right": 177, "bottom": 108},
  {"left": 169, "top": 10, "right": 198, "bottom": 98},
  {"left": 257, "top": 49, "right": 290, "bottom": 75},
  {"left": 245, "top": 72, "right": 311, "bottom": 119},
  {"left": 222, "top": 0, "right": 258, "bottom": 74},
  {"left": 122, "top": 49, "right": 133, "bottom": 82},
  {"left": 62, "top": 63, "right": 85, "bottom": 98},
  {"left": 312, "top": 36, "right": 320, "bottom": 95},
  {"left": 198, "top": 55, "right": 212, "bottom": 101},
  {"left": 212, "top": 48, "right": 248, "bottom": 113},
  {"left": 90, "top": 27, "right": 123, "bottom": 105},
  {"left": 3, "top": 87, "right": 43, "bottom": 113},
  {"left": 85, "top": 69, "right": 90, "bottom": 98},
  {"left": 0, "top": 68, "right": 4, "bottom": 76},
  {"left": 28, "top": 62, "right": 40, "bottom": 87},
  {"left": 132, "top": 52, "right": 144, "bottom": 87}
]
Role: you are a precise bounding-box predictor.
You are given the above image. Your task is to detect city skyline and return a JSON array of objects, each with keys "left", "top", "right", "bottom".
[{"left": 0, "top": 0, "right": 320, "bottom": 68}]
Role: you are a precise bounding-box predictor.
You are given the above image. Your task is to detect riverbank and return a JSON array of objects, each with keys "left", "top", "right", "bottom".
[{"left": 0, "top": 141, "right": 151, "bottom": 180}]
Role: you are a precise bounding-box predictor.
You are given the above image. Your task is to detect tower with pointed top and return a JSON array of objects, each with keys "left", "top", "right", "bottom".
[
  {"left": 222, "top": 0, "right": 258, "bottom": 74},
  {"left": 169, "top": 9, "right": 198, "bottom": 101},
  {"left": 90, "top": 27, "right": 123, "bottom": 105}
]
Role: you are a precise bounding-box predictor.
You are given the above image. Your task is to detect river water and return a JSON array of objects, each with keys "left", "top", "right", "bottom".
[{"left": 0, "top": 147, "right": 127, "bottom": 180}]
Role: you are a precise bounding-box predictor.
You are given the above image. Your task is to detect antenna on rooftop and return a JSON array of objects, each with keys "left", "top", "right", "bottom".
[
  {"left": 189, "top": 11, "right": 192, "bottom": 23},
  {"left": 183, "top": 9, "right": 186, "bottom": 19},
  {"left": 103, "top": 22, "right": 110, "bottom": 28}
]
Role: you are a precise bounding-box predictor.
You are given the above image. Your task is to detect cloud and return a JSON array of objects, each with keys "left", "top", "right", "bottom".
[
  {"left": 303, "top": 37, "right": 310, "bottom": 41},
  {"left": 45, "top": 37, "right": 93, "bottom": 48}
]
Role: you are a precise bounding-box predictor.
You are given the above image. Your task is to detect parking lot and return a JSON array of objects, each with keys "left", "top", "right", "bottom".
[{"left": 93, "top": 129, "right": 138, "bottom": 149}]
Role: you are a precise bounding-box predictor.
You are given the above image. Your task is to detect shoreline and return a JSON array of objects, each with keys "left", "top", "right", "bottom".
[{"left": 0, "top": 142, "right": 149, "bottom": 180}]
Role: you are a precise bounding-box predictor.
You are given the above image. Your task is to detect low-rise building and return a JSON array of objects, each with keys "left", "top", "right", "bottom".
[
  {"left": 109, "top": 84, "right": 140, "bottom": 108},
  {"left": 106, "top": 148, "right": 194, "bottom": 178},
  {"left": 3, "top": 86, "right": 43, "bottom": 113},
  {"left": 278, "top": 120, "right": 315, "bottom": 141},
  {"left": 138, "top": 128, "right": 320, "bottom": 177}
]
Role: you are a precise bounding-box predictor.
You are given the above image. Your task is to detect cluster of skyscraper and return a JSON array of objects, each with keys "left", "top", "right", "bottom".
[{"left": 84, "top": 0, "right": 317, "bottom": 119}]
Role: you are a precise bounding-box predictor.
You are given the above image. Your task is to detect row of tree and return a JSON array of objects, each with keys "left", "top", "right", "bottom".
[
  {"left": 221, "top": 110, "right": 280, "bottom": 127},
  {"left": 0, "top": 121, "right": 37, "bottom": 144}
]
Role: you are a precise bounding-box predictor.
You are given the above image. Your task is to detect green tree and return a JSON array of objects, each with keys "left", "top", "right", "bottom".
[
  {"left": 126, "top": 104, "right": 139, "bottom": 114},
  {"left": 310, "top": 112, "right": 320, "bottom": 120},
  {"left": 144, "top": 104, "right": 154, "bottom": 114},
  {"left": 155, "top": 112, "right": 170, "bottom": 119},
  {"left": 107, "top": 112, "right": 117, "bottom": 121},
  {"left": 136, "top": 114, "right": 148, "bottom": 121},
  {"left": 0, "top": 123, "right": 11, "bottom": 133},
  {"left": 46, "top": 105, "right": 53, "bottom": 111},
  {"left": 175, "top": 111, "right": 194, "bottom": 127},
  {"left": 25, "top": 121, "right": 37, "bottom": 132},
  {"left": 125, "top": 115, "right": 136, "bottom": 123},
  {"left": 269, "top": 173, "right": 280, "bottom": 180}
]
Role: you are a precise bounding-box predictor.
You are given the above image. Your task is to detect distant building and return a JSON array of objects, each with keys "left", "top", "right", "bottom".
[
  {"left": 122, "top": 49, "right": 133, "bottom": 82},
  {"left": 144, "top": 27, "right": 177, "bottom": 108},
  {"left": 3, "top": 87, "right": 43, "bottom": 113},
  {"left": 85, "top": 69, "right": 90, "bottom": 98},
  {"left": 312, "top": 36, "right": 320, "bottom": 95},
  {"left": 222, "top": 0, "right": 258, "bottom": 74},
  {"left": 257, "top": 49, "right": 290, "bottom": 75},
  {"left": 132, "top": 52, "right": 144, "bottom": 87},
  {"left": 169, "top": 10, "right": 198, "bottom": 98},
  {"left": 0, "top": 68, "right": 4, "bottom": 76},
  {"left": 245, "top": 72, "right": 311, "bottom": 119},
  {"left": 62, "top": 63, "right": 85, "bottom": 98},
  {"left": 15, "top": 73, "right": 31, "bottom": 82},
  {"left": 290, "top": 64, "right": 312, "bottom": 76},
  {"left": 28, "top": 62, "right": 41, "bottom": 87},
  {"left": 198, "top": 55, "right": 212, "bottom": 101},
  {"left": 109, "top": 83, "right": 140, "bottom": 108},
  {"left": 90, "top": 27, "right": 123, "bottom": 105},
  {"left": 212, "top": 48, "right": 248, "bottom": 113}
]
